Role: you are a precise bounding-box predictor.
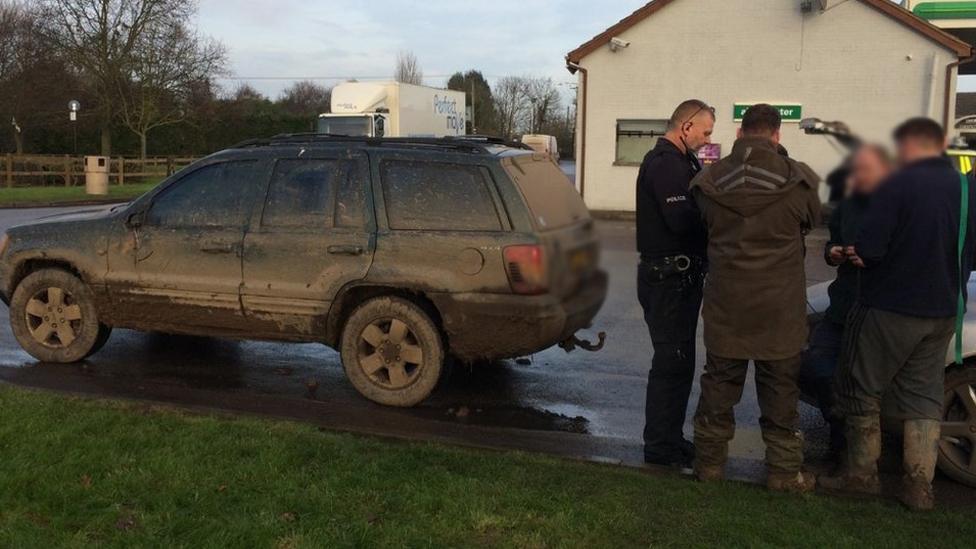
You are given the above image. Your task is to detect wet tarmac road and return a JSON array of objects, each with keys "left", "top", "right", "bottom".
[{"left": 0, "top": 205, "right": 972, "bottom": 506}]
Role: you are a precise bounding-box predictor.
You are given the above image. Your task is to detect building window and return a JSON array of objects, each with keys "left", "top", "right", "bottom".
[{"left": 615, "top": 119, "right": 668, "bottom": 166}]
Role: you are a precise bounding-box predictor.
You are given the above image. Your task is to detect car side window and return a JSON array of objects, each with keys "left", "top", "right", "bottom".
[
  {"left": 380, "top": 160, "right": 502, "bottom": 231},
  {"left": 262, "top": 159, "right": 339, "bottom": 228},
  {"left": 148, "top": 161, "right": 257, "bottom": 228},
  {"left": 335, "top": 159, "right": 368, "bottom": 229}
]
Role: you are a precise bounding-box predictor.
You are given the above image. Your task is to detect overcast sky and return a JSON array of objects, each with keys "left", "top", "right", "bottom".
[
  {"left": 197, "top": 0, "right": 976, "bottom": 98},
  {"left": 197, "top": 0, "right": 648, "bottom": 97}
]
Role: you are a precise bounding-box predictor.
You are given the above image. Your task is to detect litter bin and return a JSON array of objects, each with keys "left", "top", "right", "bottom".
[{"left": 84, "top": 156, "right": 109, "bottom": 195}]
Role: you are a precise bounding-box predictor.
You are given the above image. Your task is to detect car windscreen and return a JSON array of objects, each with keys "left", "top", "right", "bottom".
[
  {"left": 317, "top": 116, "right": 370, "bottom": 137},
  {"left": 503, "top": 155, "right": 590, "bottom": 231}
]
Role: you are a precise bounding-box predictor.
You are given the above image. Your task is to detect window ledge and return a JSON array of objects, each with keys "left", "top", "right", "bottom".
[{"left": 613, "top": 162, "right": 642, "bottom": 167}]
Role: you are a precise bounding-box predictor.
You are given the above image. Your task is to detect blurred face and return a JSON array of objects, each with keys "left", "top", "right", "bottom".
[
  {"left": 682, "top": 113, "right": 714, "bottom": 152},
  {"left": 849, "top": 147, "right": 891, "bottom": 195},
  {"left": 896, "top": 136, "right": 945, "bottom": 165}
]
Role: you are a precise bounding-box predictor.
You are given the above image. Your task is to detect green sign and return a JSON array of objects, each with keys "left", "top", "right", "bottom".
[{"left": 733, "top": 103, "right": 803, "bottom": 123}]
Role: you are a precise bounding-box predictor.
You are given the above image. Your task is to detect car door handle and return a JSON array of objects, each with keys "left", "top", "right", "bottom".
[
  {"left": 199, "top": 241, "right": 238, "bottom": 254},
  {"left": 328, "top": 245, "right": 365, "bottom": 256}
]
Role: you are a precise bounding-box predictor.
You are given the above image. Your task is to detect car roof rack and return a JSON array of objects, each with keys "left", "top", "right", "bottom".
[
  {"left": 450, "top": 135, "right": 535, "bottom": 151},
  {"left": 230, "top": 133, "right": 534, "bottom": 154}
]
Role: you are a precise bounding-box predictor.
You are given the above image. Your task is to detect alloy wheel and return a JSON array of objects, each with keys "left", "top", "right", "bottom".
[
  {"left": 941, "top": 382, "right": 976, "bottom": 477},
  {"left": 24, "top": 286, "right": 83, "bottom": 348},
  {"left": 357, "top": 318, "right": 425, "bottom": 389}
]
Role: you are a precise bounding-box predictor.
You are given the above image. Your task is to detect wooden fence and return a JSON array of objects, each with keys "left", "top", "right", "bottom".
[{"left": 2, "top": 155, "right": 200, "bottom": 188}]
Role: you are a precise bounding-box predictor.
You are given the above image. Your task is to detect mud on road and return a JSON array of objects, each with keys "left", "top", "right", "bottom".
[{"left": 0, "top": 206, "right": 972, "bottom": 507}]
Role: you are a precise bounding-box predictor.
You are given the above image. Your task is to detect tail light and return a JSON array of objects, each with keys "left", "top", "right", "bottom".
[{"left": 504, "top": 245, "right": 548, "bottom": 295}]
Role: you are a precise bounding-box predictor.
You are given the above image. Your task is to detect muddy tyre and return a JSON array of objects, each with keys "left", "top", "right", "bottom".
[
  {"left": 85, "top": 324, "right": 113, "bottom": 359},
  {"left": 939, "top": 366, "right": 976, "bottom": 488},
  {"left": 9, "top": 269, "right": 102, "bottom": 363},
  {"left": 340, "top": 296, "right": 444, "bottom": 407}
]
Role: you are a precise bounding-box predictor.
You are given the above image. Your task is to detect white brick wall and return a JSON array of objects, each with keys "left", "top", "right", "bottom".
[{"left": 575, "top": 0, "right": 959, "bottom": 211}]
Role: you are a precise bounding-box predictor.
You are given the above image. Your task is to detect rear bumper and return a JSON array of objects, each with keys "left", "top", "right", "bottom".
[{"left": 431, "top": 270, "right": 608, "bottom": 361}]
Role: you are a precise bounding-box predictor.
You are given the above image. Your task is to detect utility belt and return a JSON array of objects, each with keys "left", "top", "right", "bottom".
[{"left": 640, "top": 254, "right": 706, "bottom": 277}]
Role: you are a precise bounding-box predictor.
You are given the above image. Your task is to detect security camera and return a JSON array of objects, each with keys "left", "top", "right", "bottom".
[{"left": 609, "top": 37, "right": 631, "bottom": 52}]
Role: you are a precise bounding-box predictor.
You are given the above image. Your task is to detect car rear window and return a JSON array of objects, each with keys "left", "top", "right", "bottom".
[
  {"left": 262, "top": 159, "right": 339, "bottom": 228},
  {"left": 504, "top": 155, "right": 590, "bottom": 231},
  {"left": 380, "top": 160, "right": 503, "bottom": 231}
]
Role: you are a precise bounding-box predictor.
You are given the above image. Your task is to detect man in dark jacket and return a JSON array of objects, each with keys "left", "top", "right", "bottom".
[
  {"left": 636, "top": 99, "right": 714, "bottom": 466},
  {"left": 690, "top": 104, "right": 821, "bottom": 493},
  {"left": 824, "top": 118, "right": 976, "bottom": 512},
  {"left": 801, "top": 145, "right": 892, "bottom": 453}
]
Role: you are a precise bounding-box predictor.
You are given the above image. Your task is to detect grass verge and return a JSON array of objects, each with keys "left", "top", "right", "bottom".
[
  {"left": 0, "top": 385, "right": 972, "bottom": 548},
  {"left": 0, "top": 181, "right": 160, "bottom": 207}
]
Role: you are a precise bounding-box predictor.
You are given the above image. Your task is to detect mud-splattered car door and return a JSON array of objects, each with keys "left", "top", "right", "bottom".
[
  {"left": 240, "top": 150, "right": 374, "bottom": 339},
  {"left": 107, "top": 159, "right": 265, "bottom": 333}
]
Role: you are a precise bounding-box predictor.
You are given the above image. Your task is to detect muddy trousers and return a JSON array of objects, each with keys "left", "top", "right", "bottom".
[
  {"left": 693, "top": 353, "right": 805, "bottom": 474},
  {"left": 638, "top": 260, "right": 704, "bottom": 461},
  {"left": 835, "top": 305, "right": 954, "bottom": 422}
]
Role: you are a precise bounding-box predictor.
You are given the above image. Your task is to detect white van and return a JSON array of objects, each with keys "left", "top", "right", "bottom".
[{"left": 521, "top": 135, "right": 560, "bottom": 162}]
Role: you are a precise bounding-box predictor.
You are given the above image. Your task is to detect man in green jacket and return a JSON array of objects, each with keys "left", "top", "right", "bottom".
[
  {"left": 800, "top": 145, "right": 892, "bottom": 455},
  {"left": 690, "top": 104, "right": 822, "bottom": 493}
]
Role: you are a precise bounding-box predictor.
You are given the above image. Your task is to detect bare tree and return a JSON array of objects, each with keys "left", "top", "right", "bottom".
[
  {"left": 39, "top": 0, "right": 194, "bottom": 155},
  {"left": 526, "top": 77, "right": 561, "bottom": 135},
  {"left": 394, "top": 51, "right": 423, "bottom": 86},
  {"left": 0, "top": 3, "right": 21, "bottom": 82},
  {"left": 0, "top": 2, "right": 76, "bottom": 154},
  {"left": 494, "top": 76, "right": 530, "bottom": 139},
  {"left": 232, "top": 84, "right": 265, "bottom": 102},
  {"left": 278, "top": 81, "right": 332, "bottom": 117},
  {"left": 118, "top": 19, "right": 226, "bottom": 158},
  {"left": 0, "top": 3, "right": 29, "bottom": 153}
]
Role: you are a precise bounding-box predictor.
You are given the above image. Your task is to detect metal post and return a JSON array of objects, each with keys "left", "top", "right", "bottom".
[
  {"left": 5, "top": 154, "right": 12, "bottom": 188},
  {"left": 64, "top": 155, "right": 71, "bottom": 187},
  {"left": 118, "top": 157, "right": 125, "bottom": 186}
]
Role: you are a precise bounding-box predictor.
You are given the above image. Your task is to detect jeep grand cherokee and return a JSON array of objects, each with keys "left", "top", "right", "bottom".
[{"left": 0, "top": 135, "right": 607, "bottom": 406}]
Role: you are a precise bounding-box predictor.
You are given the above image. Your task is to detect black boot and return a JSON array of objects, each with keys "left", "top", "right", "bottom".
[
  {"left": 814, "top": 377, "right": 845, "bottom": 458},
  {"left": 828, "top": 417, "right": 846, "bottom": 460}
]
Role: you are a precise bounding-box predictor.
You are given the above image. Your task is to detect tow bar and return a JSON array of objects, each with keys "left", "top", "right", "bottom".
[{"left": 559, "top": 331, "right": 607, "bottom": 353}]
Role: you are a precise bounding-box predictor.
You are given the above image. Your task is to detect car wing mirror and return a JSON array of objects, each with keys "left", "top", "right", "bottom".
[{"left": 126, "top": 210, "right": 146, "bottom": 229}]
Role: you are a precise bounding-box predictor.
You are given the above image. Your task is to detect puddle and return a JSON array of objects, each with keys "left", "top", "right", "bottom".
[{"left": 410, "top": 404, "right": 589, "bottom": 434}]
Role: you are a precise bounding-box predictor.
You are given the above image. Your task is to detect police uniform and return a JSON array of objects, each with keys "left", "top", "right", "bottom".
[{"left": 636, "top": 137, "right": 707, "bottom": 465}]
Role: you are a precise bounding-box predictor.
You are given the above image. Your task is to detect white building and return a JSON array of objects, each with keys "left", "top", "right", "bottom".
[
  {"left": 566, "top": 0, "right": 973, "bottom": 212},
  {"left": 904, "top": 1, "right": 976, "bottom": 35}
]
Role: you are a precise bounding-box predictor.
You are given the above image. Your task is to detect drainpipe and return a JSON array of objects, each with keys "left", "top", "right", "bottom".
[
  {"left": 945, "top": 53, "right": 975, "bottom": 130},
  {"left": 566, "top": 61, "right": 588, "bottom": 199}
]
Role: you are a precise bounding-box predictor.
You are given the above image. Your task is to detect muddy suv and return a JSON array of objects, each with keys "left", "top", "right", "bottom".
[{"left": 0, "top": 135, "right": 607, "bottom": 406}]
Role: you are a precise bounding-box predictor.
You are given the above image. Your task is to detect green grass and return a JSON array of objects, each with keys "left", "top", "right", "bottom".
[
  {"left": 0, "top": 180, "right": 161, "bottom": 207},
  {"left": 0, "top": 386, "right": 972, "bottom": 548}
]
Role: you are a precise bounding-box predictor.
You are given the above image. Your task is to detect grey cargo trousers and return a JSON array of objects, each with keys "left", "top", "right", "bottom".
[{"left": 835, "top": 305, "right": 954, "bottom": 422}]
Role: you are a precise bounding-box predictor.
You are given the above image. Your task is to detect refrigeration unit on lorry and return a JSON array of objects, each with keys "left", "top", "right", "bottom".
[{"left": 317, "top": 81, "right": 467, "bottom": 138}]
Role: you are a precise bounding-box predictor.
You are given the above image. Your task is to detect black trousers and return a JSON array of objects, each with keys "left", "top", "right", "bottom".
[{"left": 638, "top": 259, "right": 704, "bottom": 459}]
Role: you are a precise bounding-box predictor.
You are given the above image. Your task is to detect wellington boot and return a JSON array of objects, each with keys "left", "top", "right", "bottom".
[
  {"left": 767, "top": 471, "right": 817, "bottom": 494},
  {"left": 818, "top": 415, "right": 882, "bottom": 495},
  {"left": 899, "top": 420, "right": 939, "bottom": 512}
]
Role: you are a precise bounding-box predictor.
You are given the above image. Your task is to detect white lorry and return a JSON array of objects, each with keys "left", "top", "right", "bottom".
[{"left": 317, "top": 82, "right": 466, "bottom": 138}]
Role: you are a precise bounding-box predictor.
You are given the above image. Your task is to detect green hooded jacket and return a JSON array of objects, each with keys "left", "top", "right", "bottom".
[{"left": 691, "top": 137, "right": 822, "bottom": 360}]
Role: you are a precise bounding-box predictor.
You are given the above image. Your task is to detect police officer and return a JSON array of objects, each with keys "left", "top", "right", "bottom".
[{"left": 637, "top": 99, "right": 715, "bottom": 466}]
